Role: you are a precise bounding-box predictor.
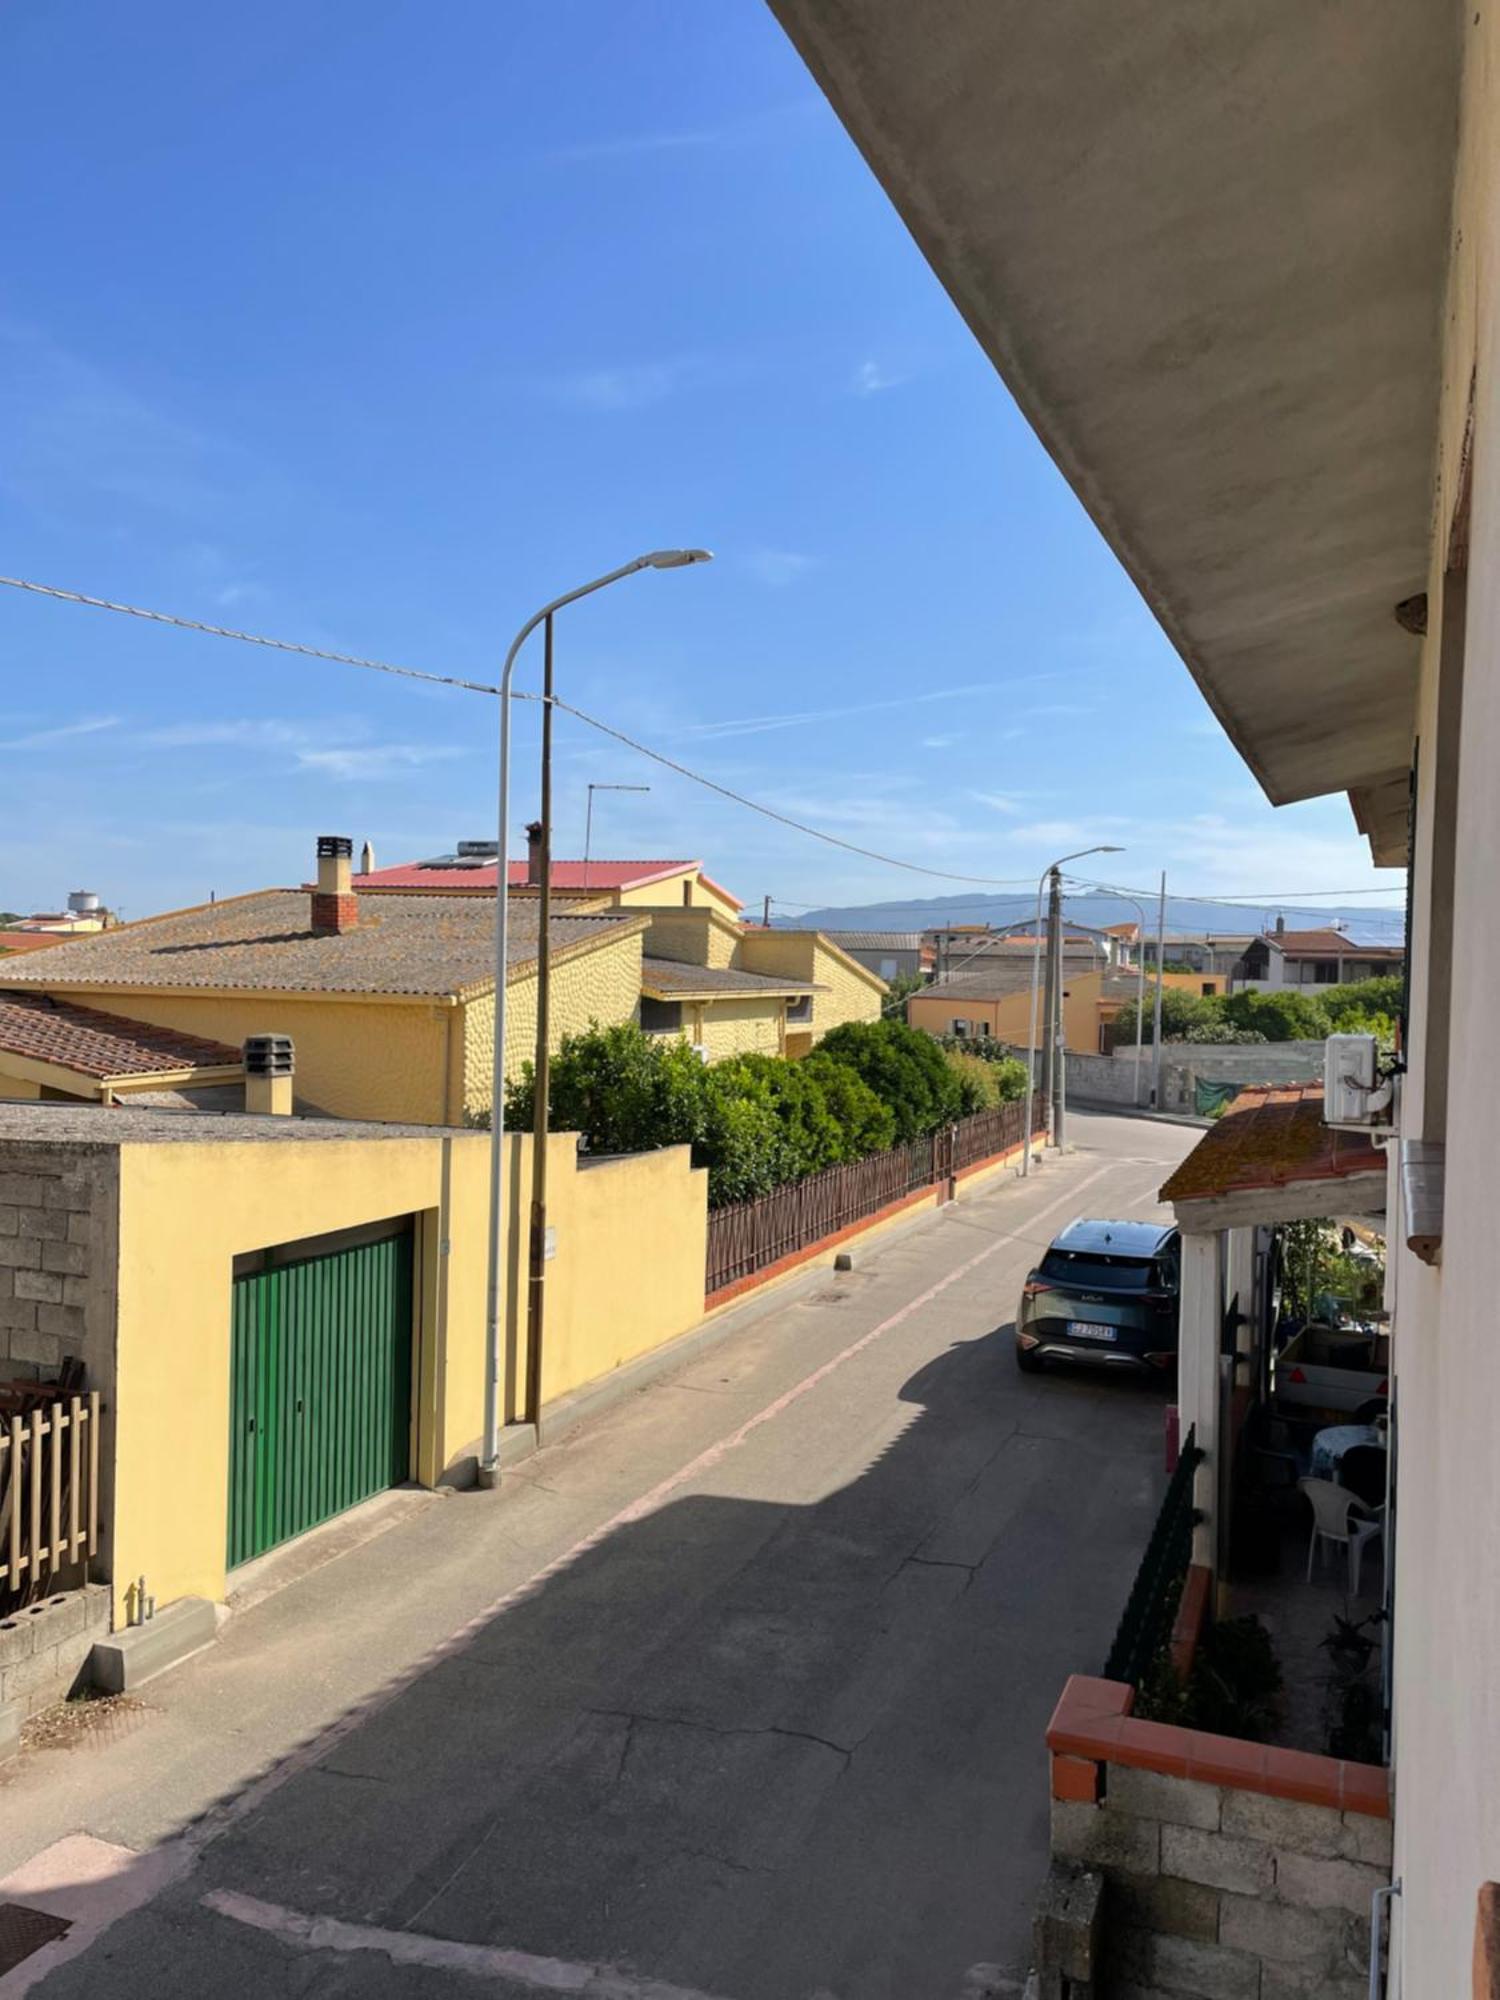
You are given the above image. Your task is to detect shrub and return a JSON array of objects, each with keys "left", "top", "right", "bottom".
[
  {"left": 1112, "top": 989, "right": 1223, "bottom": 1046},
  {"left": 1322, "top": 974, "right": 1403, "bottom": 1029},
  {"left": 818, "top": 1018, "right": 963, "bottom": 1141},
  {"left": 1217, "top": 987, "right": 1331, "bottom": 1041},
  {"left": 799, "top": 1052, "right": 897, "bottom": 1159},
  {"left": 946, "top": 1048, "right": 1001, "bottom": 1114}
]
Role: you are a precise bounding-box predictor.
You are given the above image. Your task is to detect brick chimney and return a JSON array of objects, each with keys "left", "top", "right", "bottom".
[
  {"left": 312, "top": 835, "right": 358, "bottom": 935},
  {"left": 525, "top": 820, "right": 544, "bottom": 888}
]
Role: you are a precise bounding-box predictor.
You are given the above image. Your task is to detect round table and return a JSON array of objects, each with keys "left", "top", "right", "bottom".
[{"left": 1310, "top": 1423, "right": 1382, "bottom": 1480}]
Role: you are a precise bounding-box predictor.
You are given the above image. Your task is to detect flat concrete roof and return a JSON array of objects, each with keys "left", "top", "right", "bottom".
[{"left": 770, "top": 1, "right": 1461, "bottom": 830}]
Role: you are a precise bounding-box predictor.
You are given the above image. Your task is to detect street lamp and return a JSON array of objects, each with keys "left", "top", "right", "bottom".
[
  {"left": 480, "top": 550, "right": 711, "bottom": 1487},
  {"left": 583, "top": 783, "right": 651, "bottom": 892},
  {"left": 1021, "top": 845, "right": 1124, "bottom": 1175}
]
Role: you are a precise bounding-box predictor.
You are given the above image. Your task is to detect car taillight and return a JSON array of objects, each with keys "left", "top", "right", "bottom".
[{"left": 1022, "top": 1279, "right": 1047, "bottom": 1299}]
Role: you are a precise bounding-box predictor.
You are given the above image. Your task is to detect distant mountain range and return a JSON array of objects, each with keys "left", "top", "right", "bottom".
[{"left": 784, "top": 890, "right": 1406, "bottom": 946}]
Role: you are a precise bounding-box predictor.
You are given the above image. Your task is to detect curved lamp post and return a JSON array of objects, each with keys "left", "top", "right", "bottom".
[
  {"left": 1021, "top": 845, "right": 1124, "bottom": 1176},
  {"left": 480, "top": 550, "right": 711, "bottom": 1486}
]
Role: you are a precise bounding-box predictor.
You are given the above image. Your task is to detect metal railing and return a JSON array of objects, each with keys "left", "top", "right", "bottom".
[
  {"left": 0, "top": 1393, "right": 101, "bottom": 1606},
  {"left": 1103, "top": 1425, "right": 1202, "bottom": 1686}
]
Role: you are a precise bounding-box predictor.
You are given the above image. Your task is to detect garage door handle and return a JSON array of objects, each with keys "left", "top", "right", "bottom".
[
  {"left": 296, "top": 1399, "right": 304, "bottom": 1415},
  {"left": 246, "top": 1418, "right": 256, "bottom": 1433}
]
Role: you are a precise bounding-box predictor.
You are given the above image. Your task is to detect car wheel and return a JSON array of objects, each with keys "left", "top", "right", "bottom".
[{"left": 1015, "top": 1342, "right": 1043, "bottom": 1373}]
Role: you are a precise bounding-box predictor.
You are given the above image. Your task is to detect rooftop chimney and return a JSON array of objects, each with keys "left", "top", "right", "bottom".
[
  {"left": 359, "top": 839, "right": 375, "bottom": 876},
  {"left": 312, "top": 835, "right": 358, "bottom": 935},
  {"left": 244, "top": 1034, "right": 294, "bottom": 1116},
  {"left": 1274, "top": 914, "right": 1286, "bottom": 937},
  {"left": 525, "top": 820, "right": 544, "bottom": 888}
]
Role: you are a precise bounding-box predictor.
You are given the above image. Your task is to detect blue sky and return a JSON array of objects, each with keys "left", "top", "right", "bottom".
[{"left": 0, "top": 2, "right": 1406, "bottom": 923}]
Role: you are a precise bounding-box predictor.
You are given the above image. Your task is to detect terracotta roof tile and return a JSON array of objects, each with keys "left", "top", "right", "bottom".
[
  {"left": 0, "top": 991, "right": 242, "bottom": 1080},
  {"left": 1160, "top": 1084, "right": 1385, "bottom": 1205}
]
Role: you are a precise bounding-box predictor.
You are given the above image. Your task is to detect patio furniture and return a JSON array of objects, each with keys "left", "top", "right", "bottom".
[
  {"left": 1339, "top": 1444, "right": 1389, "bottom": 1509},
  {"left": 1310, "top": 1422, "right": 1382, "bottom": 1480},
  {"left": 1298, "top": 1476, "right": 1384, "bottom": 1596}
]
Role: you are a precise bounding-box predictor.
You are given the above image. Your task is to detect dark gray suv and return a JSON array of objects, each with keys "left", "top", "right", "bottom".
[{"left": 1015, "top": 1218, "right": 1180, "bottom": 1375}]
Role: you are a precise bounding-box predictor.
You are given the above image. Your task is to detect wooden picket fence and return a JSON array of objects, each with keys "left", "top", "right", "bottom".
[
  {"left": 706, "top": 1097, "right": 1040, "bottom": 1296},
  {"left": 0, "top": 1393, "right": 100, "bottom": 1606}
]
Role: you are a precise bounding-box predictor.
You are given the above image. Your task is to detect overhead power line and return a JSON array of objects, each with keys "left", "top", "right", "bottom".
[
  {"left": 0, "top": 574, "right": 501, "bottom": 697},
  {"left": 0, "top": 569, "right": 1409, "bottom": 906}
]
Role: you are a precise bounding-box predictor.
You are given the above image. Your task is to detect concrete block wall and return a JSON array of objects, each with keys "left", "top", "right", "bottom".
[
  {"left": 0, "top": 1141, "right": 118, "bottom": 1381},
  {"left": 1051, "top": 1766, "right": 1392, "bottom": 1998},
  {"left": 0, "top": 1586, "right": 112, "bottom": 1723},
  {"left": 1055, "top": 1043, "right": 1326, "bottom": 1115}
]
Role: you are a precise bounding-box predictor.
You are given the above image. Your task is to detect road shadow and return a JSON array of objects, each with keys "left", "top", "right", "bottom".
[{"left": 21, "top": 1326, "right": 1168, "bottom": 2000}]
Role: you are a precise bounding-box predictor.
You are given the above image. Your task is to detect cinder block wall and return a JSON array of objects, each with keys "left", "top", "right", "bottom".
[{"left": 1052, "top": 1763, "right": 1391, "bottom": 1998}]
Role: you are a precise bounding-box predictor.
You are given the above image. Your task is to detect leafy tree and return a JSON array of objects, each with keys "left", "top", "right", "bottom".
[
  {"left": 1179, "top": 1022, "right": 1266, "bottom": 1045},
  {"left": 1217, "top": 987, "right": 1331, "bottom": 1041},
  {"left": 881, "top": 968, "right": 928, "bottom": 1016},
  {"left": 501, "top": 1022, "right": 706, "bottom": 1155},
  {"left": 818, "top": 1018, "right": 962, "bottom": 1142},
  {"left": 1112, "top": 989, "right": 1223, "bottom": 1045},
  {"left": 1322, "top": 974, "right": 1403, "bottom": 1028}
]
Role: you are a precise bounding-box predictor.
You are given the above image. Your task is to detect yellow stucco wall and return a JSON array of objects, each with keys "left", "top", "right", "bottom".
[
  {"left": 110, "top": 1123, "right": 706, "bottom": 1618},
  {"left": 695, "top": 995, "right": 786, "bottom": 1060},
  {"left": 466, "top": 928, "right": 645, "bottom": 1112},
  {"left": 737, "top": 930, "right": 885, "bottom": 1041},
  {"left": 638, "top": 907, "right": 739, "bottom": 968},
  {"left": 0, "top": 1073, "right": 42, "bottom": 1100},
  {"left": 38, "top": 989, "right": 453, "bottom": 1125}
]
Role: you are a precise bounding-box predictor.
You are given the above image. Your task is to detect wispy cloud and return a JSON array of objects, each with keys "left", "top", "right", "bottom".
[
  {"left": 971, "top": 790, "right": 1026, "bottom": 815},
  {"left": 922, "top": 734, "right": 958, "bottom": 751},
  {"left": 294, "top": 744, "right": 465, "bottom": 783},
  {"left": 545, "top": 101, "right": 815, "bottom": 165},
  {"left": 679, "top": 683, "right": 999, "bottom": 743},
  {"left": 0, "top": 714, "right": 120, "bottom": 751},
  {"left": 136, "top": 718, "right": 309, "bottom": 751},
  {"left": 547, "top": 357, "right": 716, "bottom": 412},
  {"left": 852, "top": 358, "right": 905, "bottom": 397},
  {"left": 743, "top": 548, "right": 817, "bottom": 589}
]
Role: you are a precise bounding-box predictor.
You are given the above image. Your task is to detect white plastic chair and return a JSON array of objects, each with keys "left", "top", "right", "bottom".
[{"left": 1298, "top": 1477, "right": 1384, "bottom": 1597}]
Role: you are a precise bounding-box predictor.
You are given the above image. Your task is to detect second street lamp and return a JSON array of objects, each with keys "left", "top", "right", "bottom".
[{"left": 479, "top": 550, "right": 711, "bottom": 1488}]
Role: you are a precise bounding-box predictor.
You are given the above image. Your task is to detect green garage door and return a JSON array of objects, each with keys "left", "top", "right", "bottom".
[{"left": 228, "top": 1229, "right": 413, "bottom": 1568}]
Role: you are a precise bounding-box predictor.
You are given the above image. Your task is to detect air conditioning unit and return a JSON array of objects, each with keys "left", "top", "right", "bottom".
[{"left": 1323, "top": 1033, "right": 1394, "bottom": 1132}]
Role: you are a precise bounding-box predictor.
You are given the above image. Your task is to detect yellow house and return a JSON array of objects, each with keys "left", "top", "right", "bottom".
[
  {"left": 355, "top": 835, "right": 744, "bottom": 918},
  {"left": 907, "top": 964, "right": 1225, "bottom": 1054},
  {"left": 0, "top": 839, "right": 652, "bottom": 1124}
]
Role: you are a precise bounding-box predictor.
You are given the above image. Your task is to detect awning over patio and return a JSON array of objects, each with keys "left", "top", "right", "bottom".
[{"left": 1161, "top": 1084, "right": 1387, "bottom": 1230}]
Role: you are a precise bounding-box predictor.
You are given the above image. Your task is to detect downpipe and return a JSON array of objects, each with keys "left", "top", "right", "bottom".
[{"left": 1369, "top": 1878, "right": 1399, "bottom": 2000}]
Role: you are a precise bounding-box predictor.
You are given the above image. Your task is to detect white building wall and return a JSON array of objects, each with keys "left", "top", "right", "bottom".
[{"left": 1388, "top": 16, "right": 1500, "bottom": 1994}]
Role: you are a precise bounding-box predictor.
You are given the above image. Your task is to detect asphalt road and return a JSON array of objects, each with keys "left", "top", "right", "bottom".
[{"left": 2, "top": 1109, "right": 1194, "bottom": 2000}]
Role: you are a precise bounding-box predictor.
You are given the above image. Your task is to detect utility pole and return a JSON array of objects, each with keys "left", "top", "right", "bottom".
[
  {"left": 526, "top": 614, "right": 555, "bottom": 1439},
  {"left": 1150, "top": 869, "right": 1167, "bottom": 1109},
  {"left": 1047, "top": 867, "right": 1067, "bottom": 1144},
  {"left": 763, "top": 893, "right": 772, "bottom": 928},
  {"left": 1041, "top": 869, "right": 1061, "bottom": 1143}
]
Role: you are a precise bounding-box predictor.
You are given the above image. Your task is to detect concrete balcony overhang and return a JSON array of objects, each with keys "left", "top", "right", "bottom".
[{"left": 770, "top": 2, "right": 1463, "bottom": 845}]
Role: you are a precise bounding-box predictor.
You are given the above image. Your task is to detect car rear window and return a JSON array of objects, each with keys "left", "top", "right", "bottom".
[{"left": 1039, "top": 1250, "right": 1157, "bottom": 1289}]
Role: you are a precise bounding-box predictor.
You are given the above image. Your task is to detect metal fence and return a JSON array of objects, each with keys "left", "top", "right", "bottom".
[
  {"left": 1103, "top": 1424, "right": 1202, "bottom": 1686},
  {"left": 0, "top": 1392, "right": 101, "bottom": 1607},
  {"left": 706, "top": 1097, "right": 1038, "bottom": 1296}
]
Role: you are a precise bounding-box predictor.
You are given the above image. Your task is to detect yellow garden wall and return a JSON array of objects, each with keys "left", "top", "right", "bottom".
[{"left": 107, "top": 1121, "right": 706, "bottom": 1619}]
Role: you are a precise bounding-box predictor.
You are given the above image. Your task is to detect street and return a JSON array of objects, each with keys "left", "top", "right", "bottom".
[{"left": 2, "top": 1109, "right": 1194, "bottom": 2000}]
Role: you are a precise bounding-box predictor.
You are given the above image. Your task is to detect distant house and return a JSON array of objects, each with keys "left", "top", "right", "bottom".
[
  {"left": 1134, "top": 930, "right": 1256, "bottom": 978},
  {"left": 907, "top": 960, "right": 1225, "bottom": 1054},
  {"left": 355, "top": 834, "right": 743, "bottom": 918},
  {"left": 1234, "top": 920, "right": 1404, "bottom": 991},
  {"left": 814, "top": 931, "right": 923, "bottom": 982}
]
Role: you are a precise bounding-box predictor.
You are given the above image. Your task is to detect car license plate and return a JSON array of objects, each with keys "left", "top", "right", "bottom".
[{"left": 1067, "top": 1320, "right": 1117, "bottom": 1343}]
